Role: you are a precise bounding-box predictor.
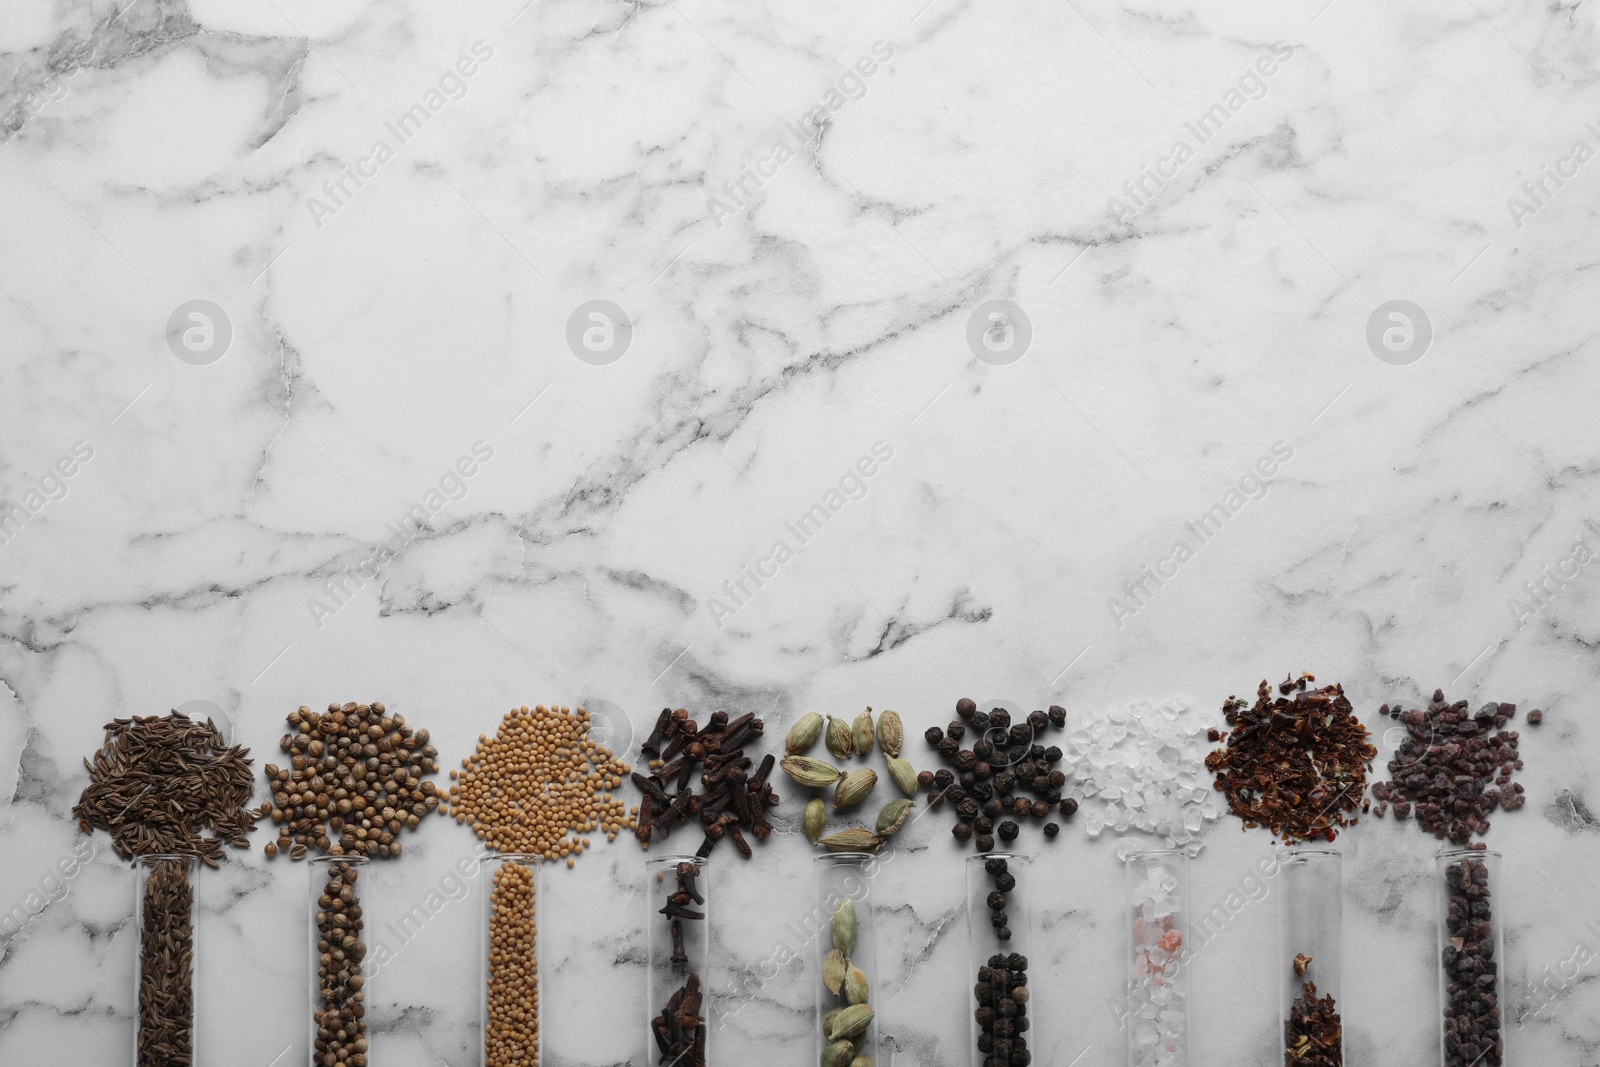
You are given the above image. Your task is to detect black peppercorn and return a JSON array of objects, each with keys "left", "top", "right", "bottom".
[
  {"left": 998, "top": 820, "right": 1019, "bottom": 841},
  {"left": 926, "top": 726, "right": 945, "bottom": 745},
  {"left": 953, "top": 822, "right": 972, "bottom": 841},
  {"left": 957, "top": 697, "right": 977, "bottom": 719},
  {"left": 1027, "top": 711, "right": 1048, "bottom": 732},
  {"left": 934, "top": 769, "right": 954, "bottom": 789},
  {"left": 985, "top": 857, "right": 1007, "bottom": 875},
  {"left": 1043, "top": 745, "right": 1062, "bottom": 762},
  {"left": 994, "top": 872, "right": 1015, "bottom": 892},
  {"left": 947, "top": 721, "right": 966, "bottom": 742},
  {"left": 975, "top": 816, "right": 993, "bottom": 835},
  {"left": 1059, "top": 798, "right": 1078, "bottom": 818},
  {"left": 983, "top": 798, "right": 1002, "bottom": 818},
  {"left": 973, "top": 739, "right": 994, "bottom": 760},
  {"left": 976, "top": 834, "right": 994, "bottom": 851},
  {"left": 974, "top": 761, "right": 992, "bottom": 781},
  {"left": 1043, "top": 822, "right": 1059, "bottom": 838},
  {"left": 971, "top": 711, "right": 990, "bottom": 730},
  {"left": 1048, "top": 705, "right": 1066, "bottom": 727}
]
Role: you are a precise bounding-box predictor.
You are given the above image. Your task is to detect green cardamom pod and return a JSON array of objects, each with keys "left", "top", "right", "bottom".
[
  {"left": 786, "top": 712, "right": 824, "bottom": 755},
  {"left": 827, "top": 1004, "right": 875, "bottom": 1041},
  {"left": 820, "top": 828, "right": 884, "bottom": 854},
  {"left": 834, "top": 768, "right": 877, "bottom": 809},
  {"left": 876, "top": 710, "right": 902, "bottom": 758},
  {"left": 825, "top": 716, "right": 855, "bottom": 760},
  {"left": 803, "top": 797, "right": 828, "bottom": 844},
  {"left": 823, "top": 1006, "right": 844, "bottom": 1037},
  {"left": 823, "top": 948, "right": 848, "bottom": 995},
  {"left": 886, "top": 756, "right": 918, "bottom": 798},
  {"left": 853, "top": 707, "right": 875, "bottom": 757},
  {"left": 782, "top": 755, "right": 844, "bottom": 788},
  {"left": 822, "top": 1040, "right": 855, "bottom": 1067},
  {"left": 875, "top": 797, "right": 914, "bottom": 836},
  {"left": 832, "top": 897, "right": 857, "bottom": 955},
  {"left": 845, "top": 965, "right": 870, "bottom": 1005},
  {"left": 850, "top": 1056, "right": 874, "bottom": 1067}
]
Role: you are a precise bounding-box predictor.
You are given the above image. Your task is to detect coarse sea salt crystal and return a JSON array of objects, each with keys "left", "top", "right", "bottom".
[{"left": 1067, "top": 699, "right": 1213, "bottom": 849}]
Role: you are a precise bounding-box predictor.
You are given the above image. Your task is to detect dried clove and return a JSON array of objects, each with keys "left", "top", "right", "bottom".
[{"left": 631, "top": 709, "right": 776, "bottom": 860}]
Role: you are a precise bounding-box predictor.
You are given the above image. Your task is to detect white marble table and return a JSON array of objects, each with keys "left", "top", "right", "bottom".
[{"left": 2, "top": 1, "right": 1598, "bottom": 1065}]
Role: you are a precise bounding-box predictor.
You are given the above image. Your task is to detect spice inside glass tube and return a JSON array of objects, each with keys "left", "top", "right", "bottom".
[
  {"left": 1278, "top": 847, "right": 1342, "bottom": 1067},
  {"left": 646, "top": 855, "right": 709, "bottom": 1067},
  {"left": 134, "top": 854, "right": 199, "bottom": 1067},
  {"left": 966, "top": 852, "right": 1033, "bottom": 1067},
  {"left": 483, "top": 854, "right": 540, "bottom": 1067},
  {"left": 309, "top": 856, "right": 368, "bottom": 1067},
  {"left": 1125, "top": 848, "right": 1190, "bottom": 1067},
  {"left": 1438, "top": 847, "right": 1504, "bottom": 1067},
  {"left": 815, "top": 852, "right": 879, "bottom": 1067}
]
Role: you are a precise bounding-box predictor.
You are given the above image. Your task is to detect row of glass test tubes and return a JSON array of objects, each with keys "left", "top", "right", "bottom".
[{"left": 129, "top": 845, "right": 1504, "bottom": 1067}]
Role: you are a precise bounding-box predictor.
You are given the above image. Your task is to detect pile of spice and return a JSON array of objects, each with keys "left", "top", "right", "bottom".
[
  {"left": 1065, "top": 699, "right": 1216, "bottom": 848},
  {"left": 448, "top": 704, "right": 632, "bottom": 866},
  {"left": 652, "top": 861, "right": 707, "bottom": 1067},
  {"left": 1204, "top": 675, "right": 1374, "bottom": 844},
  {"left": 74, "top": 711, "right": 258, "bottom": 863},
  {"left": 137, "top": 859, "right": 195, "bottom": 1067},
  {"left": 1442, "top": 848, "right": 1502, "bottom": 1067},
  {"left": 1284, "top": 954, "right": 1341, "bottom": 1066},
  {"left": 820, "top": 898, "right": 875, "bottom": 1067},
  {"left": 1370, "top": 691, "right": 1526, "bottom": 843},
  {"left": 261, "top": 702, "right": 442, "bottom": 860},
  {"left": 487, "top": 862, "right": 538, "bottom": 1067},
  {"left": 920, "top": 699, "right": 1070, "bottom": 851},
  {"left": 74, "top": 711, "right": 258, "bottom": 1067},
  {"left": 261, "top": 701, "right": 443, "bottom": 1067},
  {"left": 632, "top": 708, "right": 777, "bottom": 859},
  {"left": 783, "top": 707, "right": 917, "bottom": 855}
]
